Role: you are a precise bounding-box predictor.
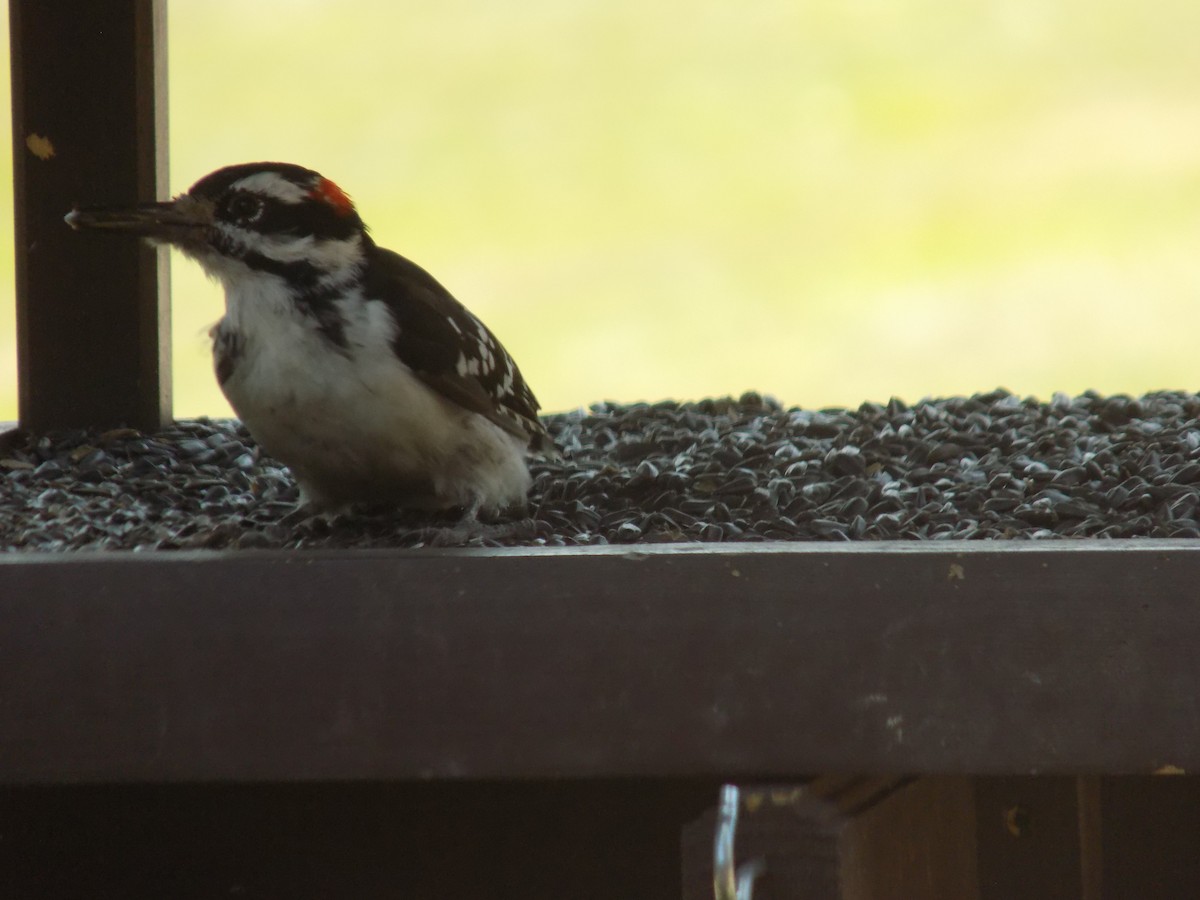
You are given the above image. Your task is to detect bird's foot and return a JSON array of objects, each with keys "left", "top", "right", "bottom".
[
  {"left": 416, "top": 518, "right": 537, "bottom": 547},
  {"left": 410, "top": 497, "right": 535, "bottom": 547},
  {"left": 279, "top": 504, "right": 339, "bottom": 529}
]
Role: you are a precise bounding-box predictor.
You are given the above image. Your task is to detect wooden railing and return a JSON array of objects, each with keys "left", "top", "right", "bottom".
[{"left": 4, "top": 542, "right": 1200, "bottom": 897}]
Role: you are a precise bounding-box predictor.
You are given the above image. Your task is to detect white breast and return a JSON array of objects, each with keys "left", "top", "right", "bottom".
[{"left": 214, "top": 271, "right": 531, "bottom": 511}]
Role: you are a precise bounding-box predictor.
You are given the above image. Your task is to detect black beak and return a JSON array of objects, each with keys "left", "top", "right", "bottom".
[{"left": 64, "top": 198, "right": 210, "bottom": 239}]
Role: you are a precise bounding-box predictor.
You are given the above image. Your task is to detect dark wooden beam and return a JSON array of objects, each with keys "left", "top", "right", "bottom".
[
  {"left": 9, "top": 0, "right": 170, "bottom": 432},
  {"left": 2, "top": 541, "right": 1199, "bottom": 783},
  {"left": 1, "top": 780, "right": 718, "bottom": 900}
]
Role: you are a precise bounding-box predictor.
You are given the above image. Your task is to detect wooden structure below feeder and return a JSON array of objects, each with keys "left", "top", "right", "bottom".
[{"left": 3, "top": 543, "right": 1200, "bottom": 897}]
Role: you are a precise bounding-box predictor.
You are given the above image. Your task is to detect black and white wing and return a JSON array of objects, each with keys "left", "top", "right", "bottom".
[{"left": 364, "top": 241, "right": 556, "bottom": 455}]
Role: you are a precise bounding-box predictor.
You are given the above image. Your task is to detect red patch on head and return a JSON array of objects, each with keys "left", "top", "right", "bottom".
[{"left": 310, "top": 177, "right": 355, "bottom": 216}]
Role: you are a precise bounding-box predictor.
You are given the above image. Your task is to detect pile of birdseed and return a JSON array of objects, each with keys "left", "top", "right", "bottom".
[{"left": 3, "top": 389, "right": 1200, "bottom": 551}]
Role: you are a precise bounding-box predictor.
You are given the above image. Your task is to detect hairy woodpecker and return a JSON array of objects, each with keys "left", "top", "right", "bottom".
[{"left": 66, "top": 162, "right": 555, "bottom": 513}]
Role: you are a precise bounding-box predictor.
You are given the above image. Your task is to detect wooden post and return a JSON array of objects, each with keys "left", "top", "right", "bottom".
[
  {"left": 9, "top": 0, "right": 170, "bottom": 432},
  {"left": 973, "top": 777, "right": 1091, "bottom": 899}
]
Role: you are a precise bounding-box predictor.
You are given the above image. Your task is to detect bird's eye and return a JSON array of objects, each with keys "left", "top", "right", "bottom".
[{"left": 224, "top": 193, "right": 265, "bottom": 223}]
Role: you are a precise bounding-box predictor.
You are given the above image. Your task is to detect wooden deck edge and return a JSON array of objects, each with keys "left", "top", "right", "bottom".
[{"left": 2, "top": 540, "right": 1198, "bottom": 782}]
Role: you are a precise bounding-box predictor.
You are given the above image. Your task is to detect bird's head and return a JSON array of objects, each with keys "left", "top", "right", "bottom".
[{"left": 66, "top": 162, "right": 368, "bottom": 285}]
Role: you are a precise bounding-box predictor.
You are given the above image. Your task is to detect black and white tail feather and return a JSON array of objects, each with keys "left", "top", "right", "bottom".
[{"left": 67, "top": 161, "right": 556, "bottom": 514}]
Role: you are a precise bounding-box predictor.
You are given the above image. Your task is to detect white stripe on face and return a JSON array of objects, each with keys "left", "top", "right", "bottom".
[
  {"left": 212, "top": 223, "right": 364, "bottom": 271},
  {"left": 230, "top": 171, "right": 312, "bottom": 204}
]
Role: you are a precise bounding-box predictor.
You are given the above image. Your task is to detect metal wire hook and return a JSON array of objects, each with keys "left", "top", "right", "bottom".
[{"left": 714, "top": 785, "right": 765, "bottom": 900}]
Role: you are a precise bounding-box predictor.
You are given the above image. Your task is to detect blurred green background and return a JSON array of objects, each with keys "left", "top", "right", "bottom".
[{"left": 3, "top": 0, "right": 1200, "bottom": 421}]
